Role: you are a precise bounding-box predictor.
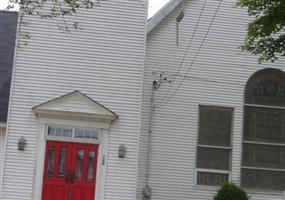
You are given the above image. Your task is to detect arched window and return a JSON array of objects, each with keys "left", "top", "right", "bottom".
[{"left": 241, "top": 68, "right": 285, "bottom": 190}]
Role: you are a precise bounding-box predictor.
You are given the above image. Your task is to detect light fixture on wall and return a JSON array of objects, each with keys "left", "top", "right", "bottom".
[
  {"left": 118, "top": 144, "right": 126, "bottom": 158},
  {"left": 18, "top": 136, "right": 26, "bottom": 151}
]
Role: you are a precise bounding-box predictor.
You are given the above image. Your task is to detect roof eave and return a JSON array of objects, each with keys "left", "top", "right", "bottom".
[{"left": 147, "top": 0, "right": 182, "bottom": 34}]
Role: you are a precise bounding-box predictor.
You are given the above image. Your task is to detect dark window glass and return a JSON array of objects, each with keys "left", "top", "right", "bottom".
[
  {"left": 58, "top": 148, "right": 66, "bottom": 178},
  {"left": 244, "top": 107, "right": 285, "bottom": 143},
  {"left": 197, "top": 147, "right": 230, "bottom": 170},
  {"left": 47, "top": 147, "right": 55, "bottom": 177},
  {"left": 243, "top": 143, "right": 285, "bottom": 169},
  {"left": 87, "top": 151, "right": 95, "bottom": 181},
  {"left": 47, "top": 126, "right": 55, "bottom": 136},
  {"left": 198, "top": 106, "right": 232, "bottom": 147},
  {"left": 76, "top": 150, "right": 84, "bottom": 179}
]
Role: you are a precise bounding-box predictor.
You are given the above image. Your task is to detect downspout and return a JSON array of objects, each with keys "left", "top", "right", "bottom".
[{"left": 143, "top": 80, "right": 157, "bottom": 200}]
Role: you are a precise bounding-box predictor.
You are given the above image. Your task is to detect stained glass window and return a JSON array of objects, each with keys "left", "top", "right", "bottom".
[
  {"left": 242, "top": 68, "right": 285, "bottom": 190},
  {"left": 245, "top": 69, "right": 285, "bottom": 106}
]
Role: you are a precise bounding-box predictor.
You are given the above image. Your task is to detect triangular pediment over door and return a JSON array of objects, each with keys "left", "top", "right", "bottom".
[{"left": 33, "top": 90, "right": 118, "bottom": 123}]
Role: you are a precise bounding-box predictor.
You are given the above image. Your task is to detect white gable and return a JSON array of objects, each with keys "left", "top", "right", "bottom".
[{"left": 33, "top": 90, "right": 118, "bottom": 123}]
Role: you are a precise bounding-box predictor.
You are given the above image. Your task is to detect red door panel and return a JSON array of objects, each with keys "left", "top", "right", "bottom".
[
  {"left": 42, "top": 141, "right": 99, "bottom": 200},
  {"left": 70, "top": 143, "right": 98, "bottom": 200},
  {"left": 42, "top": 141, "right": 72, "bottom": 200}
]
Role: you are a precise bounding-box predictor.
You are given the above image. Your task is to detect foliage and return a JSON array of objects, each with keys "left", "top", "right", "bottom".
[
  {"left": 214, "top": 183, "right": 249, "bottom": 200},
  {"left": 8, "top": 0, "right": 106, "bottom": 32},
  {"left": 238, "top": 0, "right": 285, "bottom": 62}
]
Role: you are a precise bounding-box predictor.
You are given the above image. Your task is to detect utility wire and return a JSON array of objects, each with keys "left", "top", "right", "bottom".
[
  {"left": 157, "top": 0, "right": 223, "bottom": 108},
  {"left": 158, "top": 0, "right": 208, "bottom": 103},
  {"left": 167, "top": 74, "right": 245, "bottom": 87}
]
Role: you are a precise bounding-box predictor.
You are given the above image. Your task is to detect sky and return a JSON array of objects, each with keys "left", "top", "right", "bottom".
[
  {"left": 0, "top": 0, "right": 19, "bottom": 10},
  {"left": 0, "top": 0, "right": 170, "bottom": 17},
  {"left": 148, "top": 0, "right": 170, "bottom": 18}
]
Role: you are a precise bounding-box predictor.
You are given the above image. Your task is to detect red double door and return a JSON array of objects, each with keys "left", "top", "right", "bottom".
[{"left": 42, "top": 141, "right": 99, "bottom": 200}]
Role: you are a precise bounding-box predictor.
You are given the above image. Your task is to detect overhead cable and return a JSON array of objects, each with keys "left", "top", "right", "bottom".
[
  {"left": 158, "top": 0, "right": 208, "bottom": 104},
  {"left": 157, "top": 0, "right": 223, "bottom": 108}
]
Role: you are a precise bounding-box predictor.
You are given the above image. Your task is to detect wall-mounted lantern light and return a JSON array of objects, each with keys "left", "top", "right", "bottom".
[
  {"left": 18, "top": 136, "right": 26, "bottom": 151},
  {"left": 118, "top": 144, "right": 126, "bottom": 158}
]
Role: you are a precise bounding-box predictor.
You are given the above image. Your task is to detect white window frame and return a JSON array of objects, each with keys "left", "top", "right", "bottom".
[
  {"left": 195, "top": 168, "right": 232, "bottom": 186},
  {"left": 195, "top": 105, "right": 234, "bottom": 186}
]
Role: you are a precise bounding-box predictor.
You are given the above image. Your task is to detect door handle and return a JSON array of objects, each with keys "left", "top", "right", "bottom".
[
  {"left": 70, "top": 171, "right": 75, "bottom": 184},
  {"left": 65, "top": 170, "right": 72, "bottom": 183},
  {"left": 64, "top": 170, "right": 75, "bottom": 183}
]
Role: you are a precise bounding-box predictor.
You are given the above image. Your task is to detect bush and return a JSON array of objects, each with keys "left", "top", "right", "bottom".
[{"left": 214, "top": 183, "right": 249, "bottom": 200}]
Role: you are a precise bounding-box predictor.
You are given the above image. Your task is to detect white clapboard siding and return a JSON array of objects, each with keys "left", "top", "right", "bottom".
[
  {"left": 137, "top": 0, "right": 285, "bottom": 200},
  {"left": 2, "top": 1, "right": 147, "bottom": 199},
  {"left": 0, "top": 127, "right": 5, "bottom": 194}
]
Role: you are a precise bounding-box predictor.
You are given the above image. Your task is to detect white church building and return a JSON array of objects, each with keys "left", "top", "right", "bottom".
[{"left": 0, "top": 0, "right": 285, "bottom": 200}]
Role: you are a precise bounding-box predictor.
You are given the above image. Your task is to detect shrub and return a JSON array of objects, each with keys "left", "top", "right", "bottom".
[{"left": 214, "top": 183, "right": 249, "bottom": 200}]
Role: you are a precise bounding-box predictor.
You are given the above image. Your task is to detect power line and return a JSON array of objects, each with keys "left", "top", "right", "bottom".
[
  {"left": 166, "top": 74, "right": 245, "bottom": 87},
  {"left": 157, "top": 0, "right": 223, "bottom": 108},
  {"left": 158, "top": 0, "right": 208, "bottom": 104}
]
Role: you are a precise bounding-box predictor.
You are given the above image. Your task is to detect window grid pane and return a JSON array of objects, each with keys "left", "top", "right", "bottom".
[
  {"left": 244, "top": 106, "right": 285, "bottom": 143},
  {"left": 241, "top": 169, "right": 285, "bottom": 190},
  {"left": 197, "top": 147, "right": 230, "bottom": 170},
  {"left": 243, "top": 143, "right": 285, "bottom": 169},
  {"left": 48, "top": 126, "right": 72, "bottom": 138},
  {"left": 75, "top": 128, "right": 99, "bottom": 139},
  {"left": 198, "top": 106, "right": 232, "bottom": 147},
  {"left": 47, "top": 126, "right": 99, "bottom": 140}
]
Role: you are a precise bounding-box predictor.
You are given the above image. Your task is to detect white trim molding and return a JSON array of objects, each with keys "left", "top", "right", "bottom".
[
  {"left": 32, "top": 90, "right": 118, "bottom": 124},
  {"left": 31, "top": 90, "right": 117, "bottom": 200},
  {"left": 32, "top": 123, "right": 109, "bottom": 200}
]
